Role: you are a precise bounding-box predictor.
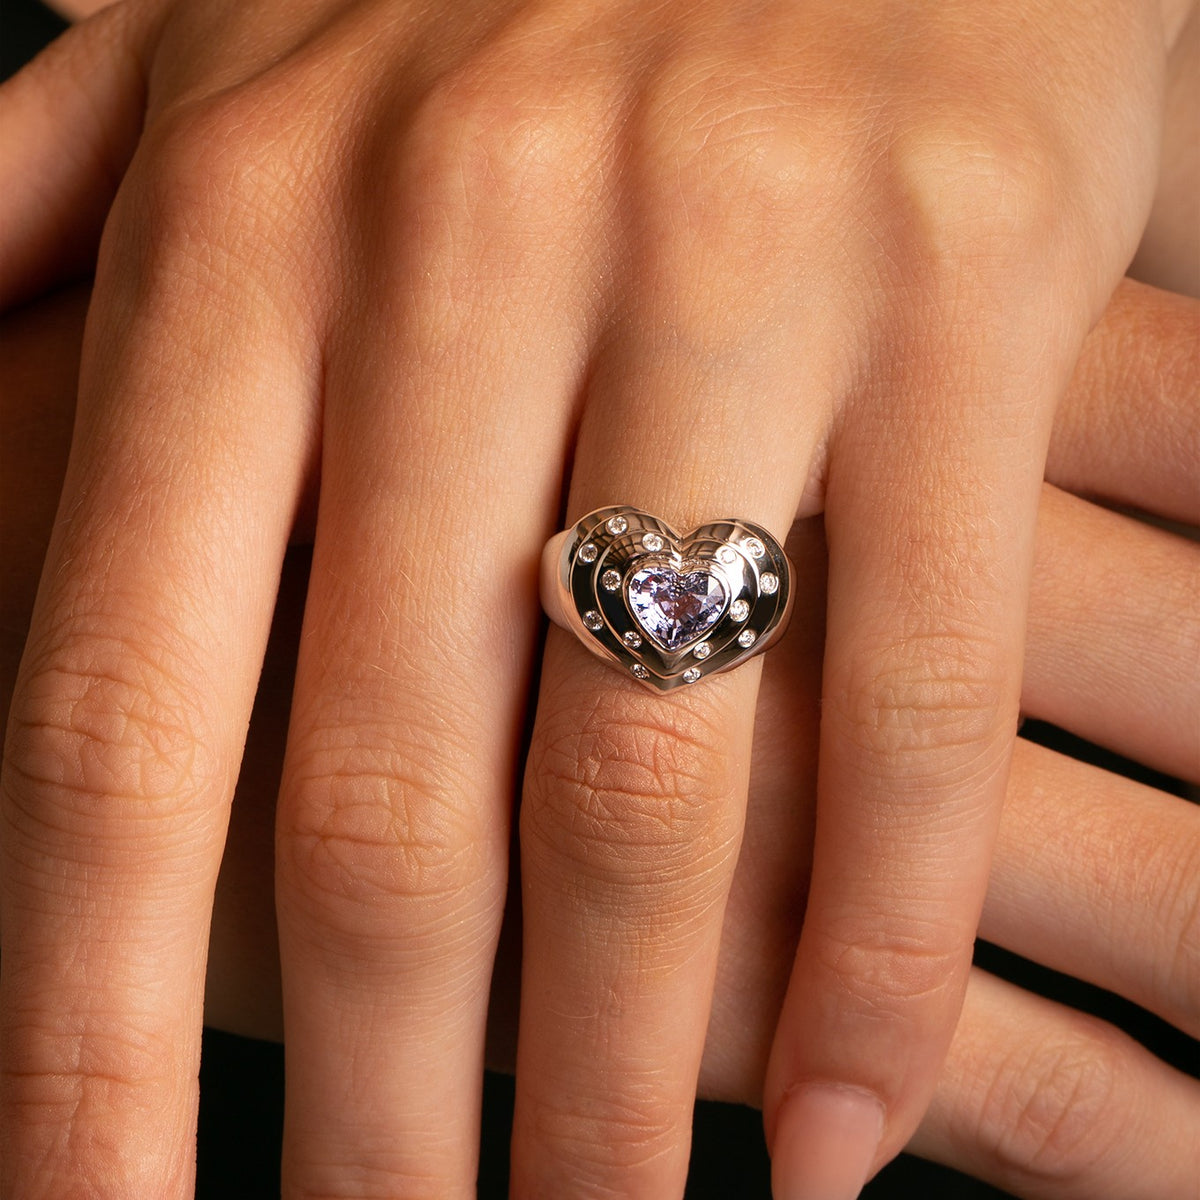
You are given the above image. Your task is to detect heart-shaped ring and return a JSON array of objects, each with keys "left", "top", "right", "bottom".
[{"left": 541, "top": 506, "right": 793, "bottom": 691}]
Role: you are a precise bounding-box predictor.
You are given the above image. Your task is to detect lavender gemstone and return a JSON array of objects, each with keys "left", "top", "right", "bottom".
[{"left": 627, "top": 565, "right": 726, "bottom": 650}]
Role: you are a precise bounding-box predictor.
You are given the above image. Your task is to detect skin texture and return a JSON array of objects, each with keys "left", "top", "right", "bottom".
[
  {"left": 0, "top": 1, "right": 1196, "bottom": 1197},
  {"left": 3, "top": 278, "right": 1197, "bottom": 1200}
]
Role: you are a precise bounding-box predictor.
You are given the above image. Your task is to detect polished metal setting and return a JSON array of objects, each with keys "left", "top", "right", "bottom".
[{"left": 541, "top": 506, "right": 794, "bottom": 692}]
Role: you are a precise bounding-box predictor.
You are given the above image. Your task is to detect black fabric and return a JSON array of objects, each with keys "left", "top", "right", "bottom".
[
  {"left": 1, "top": 0, "right": 65, "bottom": 80},
  {"left": 196, "top": 1033, "right": 1016, "bottom": 1200}
]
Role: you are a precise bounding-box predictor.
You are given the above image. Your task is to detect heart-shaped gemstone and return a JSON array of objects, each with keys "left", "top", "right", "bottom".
[
  {"left": 627, "top": 565, "right": 726, "bottom": 650},
  {"left": 557, "top": 507, "right": 792, "bottom": 691}
]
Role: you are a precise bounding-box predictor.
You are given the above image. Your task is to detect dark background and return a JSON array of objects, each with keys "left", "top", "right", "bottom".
[{"left": 2, "top": 5, "right": 1196, "bottom": 1196}]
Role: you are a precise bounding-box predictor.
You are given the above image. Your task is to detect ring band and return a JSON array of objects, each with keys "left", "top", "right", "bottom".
[{"left": 541, "top": 506, "right": 793, "bottom": 691}]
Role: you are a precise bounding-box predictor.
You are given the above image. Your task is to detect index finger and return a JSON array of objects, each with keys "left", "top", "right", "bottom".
[{"left": 0, "top": 160, "right": 312, "bottom": 1195}]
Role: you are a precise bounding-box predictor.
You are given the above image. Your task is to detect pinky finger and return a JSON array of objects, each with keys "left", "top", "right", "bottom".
[{"left": 912, "top": 969, "right": 1200, "bottom": 1200}]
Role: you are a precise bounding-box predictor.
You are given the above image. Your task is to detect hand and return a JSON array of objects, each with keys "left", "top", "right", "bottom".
[
  {"left": 4, "top": 275, "right": 1196, "bottom": 1197},
  {"left": 1, "top": 2, "right": 1194, "bottom": 1196}
]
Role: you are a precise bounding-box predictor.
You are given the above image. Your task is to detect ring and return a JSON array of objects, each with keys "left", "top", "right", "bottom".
[{"left": 541, "top": 506, "right": 794, "bottom": 692}]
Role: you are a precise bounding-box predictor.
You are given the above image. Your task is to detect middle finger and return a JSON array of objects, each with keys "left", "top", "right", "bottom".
[{"left": 271, "top": 81, "right": 591, "bottom": 1197}]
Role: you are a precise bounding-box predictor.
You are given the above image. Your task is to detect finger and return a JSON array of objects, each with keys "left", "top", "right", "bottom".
[
  {"left": 703, "top": 516, "right": 828, "bottom": 1102},
  {"left": 1048, "top": 279, "right": 1200, "bottom": 524},
  {"left": 758, "top": 272, "right": 1200, "bottom": 1180},
  {"left": 0, "top": 280, "right": 292, "bottom": 1044},
  {"left": 272, "top": 79, "right": 588, "bottom": 1198},
  {"left": 512, "top": 78, "right": 839, "bottom": 1195},
  {"left": 762, "top": 280, "right": 1067, "bottom": 1193},
  {"left": 983, "top": 737, "right": 1200, "bottom": 1038},
  {"left": 913, "top": 970, "right": 1200, "bottom": 1200},
  {"left": 0, "top": 140, "right": 312, "bottom": 1196},
  {"left": 0, "top": 1, "right": 153, "bottom": 307},
  {"left": 703, "top": 566, "right": 1200, "bottom": 1115},
  {"left": 1023, "top": 485, "right": 1200, "bottom": 779},
  {"left": 706, "top": 489, "right": 1200, "bottom": 1108}
]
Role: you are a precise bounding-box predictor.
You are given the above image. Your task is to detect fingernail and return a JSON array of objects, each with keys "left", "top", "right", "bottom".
[{"left": 771, "top": 1083, "right": 885, "bottom": 1200}]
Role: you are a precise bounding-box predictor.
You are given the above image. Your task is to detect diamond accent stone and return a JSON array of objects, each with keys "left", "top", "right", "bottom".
[
  {"left": 627, "top": 564, "right": 726, "bottom": 650},
  {"left": 623, "top": 630, "right": 643, "bottom": 649},
  {"left": 601, "top": 568, "right": 621, "bottom": 591},
  {"left": 583, "top": 610, "right": 603, "bottom": 631},
  {"left": 717, "top": 546, "right": 737, "bottom": 564},
  {"left": 742, "top": 536, "right": 765, "bottom": 559},
  {"left": 760, "top": 572, "right": 779, "bottom": 595},
  {"left": 730, "top": 598, "right": 750, "bottom": 622},
  {"left": 641, "top": 532, "right": 664, "bottom": 552},
  {"left": 606, "top": 515, "right": 628, "bottom": 535},
  {"left": 737, "top": 628, "right": 757, "bottom": 648},
  {"left": 578, "top": 541, "right": 598, "bottom": 563},
  {"left": 692, "top": 642, "right": 712, "bottom": 660},
  {"left": 682, "top": 667, "right": 701, "bottom": 684},
  {"left": 630, "top": 663, "right": 650, "bottom": 680}
]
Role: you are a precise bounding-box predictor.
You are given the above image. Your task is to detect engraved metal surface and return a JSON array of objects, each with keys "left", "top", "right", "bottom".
[{"left": 545, "top": 506, "right": 794, "bottom": 692}]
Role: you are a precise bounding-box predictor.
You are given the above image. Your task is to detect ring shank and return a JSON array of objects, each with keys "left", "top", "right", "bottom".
[{"left": 540, "top": 529, "right": 574, "bottom": 632}]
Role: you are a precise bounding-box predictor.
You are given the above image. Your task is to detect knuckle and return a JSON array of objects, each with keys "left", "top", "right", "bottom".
[
  {"left": 280, "top": 725, "right": 498, "bottom": 936},
  {"left": 523, "top": 691, "right": 742, "bottom": 894},
  {"left": 881, "top": 110, "right": 1057, "bottom": 278},
  {"left": 286, "top": 1149, "right": 464, "bottom": 1200},
  {"left": 629, "top": 56, "right": 816, "bottom": 243},
  {"left": 4, "top": 1018, "right": 175, "bottom": 1108},
  {"left": 978, "top": 1020, "right": 1128, "bottom": 1186},
  {"left": 816, "top": 910, "right": 970, "bottom": 1022},
  {"left": 398, "top": 53, "right": 593, "bottom": 229},
  {"left": 5, "top": 626, "right": 220, "bottom": 834},
  {"left": 124, "top": 90, "right": 319, "bottom": 267},
  {"left": 3, "top": 1019, "right": 187, "bottom": 1196},
  {"left": 826, "top": 631, "right": 1012, "bottom": 791},
  {"left": 523, "top": 1085, "right": 682, "bottom": 1190}
]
